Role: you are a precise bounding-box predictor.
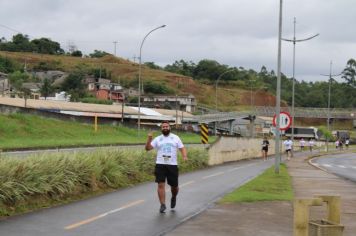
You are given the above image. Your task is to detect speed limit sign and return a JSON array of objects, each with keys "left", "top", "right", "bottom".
[{"left": 273, "top": 112, "right": 292, "bottom": 131}]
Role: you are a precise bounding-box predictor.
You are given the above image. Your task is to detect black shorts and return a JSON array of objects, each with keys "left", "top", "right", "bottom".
[
  {"left": 286, "top": 149, "right": 291, "bottom": 153},
  {"left": 262, "top": 147, "right": 268, "bottom": 152},
  {"left": 154, "top": 164, "right": 179, "bottom": 187}
]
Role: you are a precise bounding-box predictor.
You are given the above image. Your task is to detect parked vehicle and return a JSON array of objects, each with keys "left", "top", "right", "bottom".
[{"left": 284, "top": 127, "right": 320, "bottom": 140}]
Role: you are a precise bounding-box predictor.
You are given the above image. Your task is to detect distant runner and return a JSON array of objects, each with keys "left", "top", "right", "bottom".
[
  {"left": 261, "top": 137, "right": 270, "bottom": 161},
  {"left": 145, "top": 121, "right": 188, "bottom": 213},
  {"left": 299, "top": 138, "right": 306, "bottom": 151},
  {"left": 283, "top": 137, "right": 293, "bottom": 160}
]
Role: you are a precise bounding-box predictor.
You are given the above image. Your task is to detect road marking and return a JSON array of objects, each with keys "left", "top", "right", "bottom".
[
  {"left": 323, "top": 164, "right": 332, "bottom": 168},
  {"left": 65, "top": 199, "right": 145, "bottom": 230},
  {"left": 337, "top": 165, "right": 346, "bottom": 168},
  {"left": 202, "top": 172, "right": 224, "bottom": 179},
  {"left": 227, "top": 167, "right": 243, "bottom": 172},
  {"left": 180, "top": 180, "right": 195, "bottom": 188},
  {"left": 351, "top": 166, "right": 356, "bottom": 169}
]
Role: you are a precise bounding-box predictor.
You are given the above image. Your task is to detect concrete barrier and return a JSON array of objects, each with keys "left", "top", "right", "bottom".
[{"left": 207, "top": 136, "right": 276, "bottom": 165}]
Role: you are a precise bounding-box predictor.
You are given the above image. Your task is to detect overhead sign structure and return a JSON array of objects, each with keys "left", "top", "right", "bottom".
[{"left": 273, "top": 111, "right": 292, "bottom": 131}]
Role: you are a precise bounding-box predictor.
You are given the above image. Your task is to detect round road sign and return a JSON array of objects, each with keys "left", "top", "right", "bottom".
[{"left": 273, "top": 111, "right": 292, "bottom": 131}]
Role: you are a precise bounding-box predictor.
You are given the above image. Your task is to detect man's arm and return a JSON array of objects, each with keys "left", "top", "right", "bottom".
[
  {"left": 145, "top": 132, "right": 154, "bottom": 151},
  {"left": 179, "top": 147, "right": 188, "bottom": 161}
]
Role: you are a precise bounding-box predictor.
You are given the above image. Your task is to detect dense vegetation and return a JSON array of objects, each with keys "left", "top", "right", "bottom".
[
  {"left": 0, "top": 148, "right": 208, "bottom": 216},
  {"left": 162, "top": 59, "right": 356, "bottom": 108}
]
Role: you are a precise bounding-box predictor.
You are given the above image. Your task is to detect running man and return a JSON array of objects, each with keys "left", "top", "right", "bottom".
[
  {"left": 261, "top": 137, "right": 270, "bottom": 161},
  {"left": 308, "top": 138, "right": 315, "bottom": 152},
  {"left": 145, "top": 121, "right": 188, "bottom": 213},
  {"left": 283, "top": 137, "right": 293, "bottom": 160},
  {"left": 299, "top": 138, "right": 306, "bottom": 151}
]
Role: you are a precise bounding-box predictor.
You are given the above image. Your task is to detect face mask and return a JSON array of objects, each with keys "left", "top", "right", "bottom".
[{"left": 162, "top": 129, "right": 170, "bottom": 136}]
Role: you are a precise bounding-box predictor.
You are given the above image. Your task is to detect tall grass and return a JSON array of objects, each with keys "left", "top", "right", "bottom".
[{"left": 0, "top": 147, "right": 208, "bottom": 216}]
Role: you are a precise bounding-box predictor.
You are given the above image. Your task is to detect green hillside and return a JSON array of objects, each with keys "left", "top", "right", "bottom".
[
  {"left": 0, "top": 51, "right": 268, "bottom": 111},
  {"left": 0, "top": 113, "right": 209, "bottom": 150}
]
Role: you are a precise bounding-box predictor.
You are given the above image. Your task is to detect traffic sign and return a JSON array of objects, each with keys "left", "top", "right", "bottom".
[{"left": 273, "top": 112, "right": 292, "bottom": 131}]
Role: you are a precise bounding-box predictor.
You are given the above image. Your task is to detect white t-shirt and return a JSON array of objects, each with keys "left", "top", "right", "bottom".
[
  {"left": 300, "top": 140, "right": 305, "bottom": 147},
  {"left": 309, "top": 140, "right": 315, "bottom": 146},
  {"left": 151, "top": 133, "right": 184, "bottom": 165},
  {"left": 283, "top": 140, "right": 293, "bottom": 150}
]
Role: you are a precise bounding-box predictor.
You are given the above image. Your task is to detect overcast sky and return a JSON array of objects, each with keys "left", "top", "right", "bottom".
[{"left": 1, "top": 0, "right": 355, "bottom": 82}]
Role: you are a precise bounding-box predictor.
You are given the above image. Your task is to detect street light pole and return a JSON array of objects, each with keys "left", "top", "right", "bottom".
[
  {"left": 321, "top": 61, "right": 341, "bottom": 152},
  {"left": 215, "top": 69, "right": 235, "bottom": 111},
  {"left": 282, "top": 17, "right": 319, "bottom": 148},
  {"left": 138, "top": 25, "right": 166, "bottom": 136}
]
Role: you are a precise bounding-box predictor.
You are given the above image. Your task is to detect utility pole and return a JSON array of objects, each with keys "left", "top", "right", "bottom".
[
  {"left": 275, "top": 0, "right": 283, "bottom": 174},
  {"left": 282, "top": 17, "right": 319, "bottom": 155},
  {"left": 175, "top": 94, "right": 178, "bottom": 129},
  {"left": 113, "top": 41, "right": 118, "bottom": 56},
  {"left": 321, "top": 61, "right": 341, "bottom": 152}
]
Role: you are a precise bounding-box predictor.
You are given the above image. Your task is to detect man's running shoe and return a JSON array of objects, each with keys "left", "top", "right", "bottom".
[
  {"left": 159, "top": 204, "right": 166, "bottom": 213},
  {"left": 170, "top": 196, "right": 176, "bottom": 209}
]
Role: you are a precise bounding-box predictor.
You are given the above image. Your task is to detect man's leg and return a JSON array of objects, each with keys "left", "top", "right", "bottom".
[
  {"left": 158, "top": 182, "right": 166, "bottom": 204},
  {"left": 157, "top": 182, "right": 166, "bottom": 213},
  {"left": 170, "top": 186, "right": 178, "bottom": 209}
]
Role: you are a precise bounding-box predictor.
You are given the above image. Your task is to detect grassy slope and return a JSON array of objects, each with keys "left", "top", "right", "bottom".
[
  {"left": 0, "top": 51, "right": 255, "bottom": 111},
  {"left": 0, "top": 113, "right": 213, "bottom": 150},
  {"left": 220, "top": 164, "right": 293, "bottom": 203}
]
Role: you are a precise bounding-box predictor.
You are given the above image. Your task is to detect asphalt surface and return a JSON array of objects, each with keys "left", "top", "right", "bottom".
[
  {"left": 0, "top": 158, "right": 273, "bottom": 236},
  {"left": 311, "top": 152, "right": 356, "bottom": 181}
]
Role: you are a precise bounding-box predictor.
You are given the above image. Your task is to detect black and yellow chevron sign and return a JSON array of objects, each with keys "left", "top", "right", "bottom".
[{"left": 200, "top": 123, "right": 209, "bottom": 144}]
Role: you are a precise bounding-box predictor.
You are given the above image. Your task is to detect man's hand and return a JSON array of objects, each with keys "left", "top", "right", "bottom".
[
  {"left": 182, "top": 155, "right": 188, "bottom": 161},
  {"left": 145, "top": 131, "right": 154, "bottom": 151}
]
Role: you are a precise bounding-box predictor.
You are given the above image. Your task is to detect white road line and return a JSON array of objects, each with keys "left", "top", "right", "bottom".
[
  {"left": 322, "top": 164, "right": 332, "bottom": 168},
  {"left": 64, "top": 199, "right": 145, "bottom": 230},
  {"left": 180, "top": 180, "right": 195, "bottom": 188},
  {"left": 202, "top": 172, "right": 224, "bottom": 179},
  {"left": 351, "top": 166, "right": 356, "bottom": 169},
  {"left": 337, "top": 165, "right": 346, "bottom": 168}
]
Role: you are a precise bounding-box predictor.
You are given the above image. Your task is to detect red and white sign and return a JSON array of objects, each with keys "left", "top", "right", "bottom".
[{"left": 273, "top": 111, "right": 292, "bottom": 131}]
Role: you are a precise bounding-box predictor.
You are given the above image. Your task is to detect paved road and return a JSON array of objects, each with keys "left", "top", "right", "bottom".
[
  {"left": 0, "top": 158, "right": 274, "bottom": 236},
  {"left": 310, "top": 152, "right": 356, "bottom": 182}
]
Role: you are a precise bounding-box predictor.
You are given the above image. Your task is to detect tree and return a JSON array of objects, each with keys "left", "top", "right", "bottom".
[
  {"left": 89, "top": 50, "right": 110, "bottom": 58},
  {"left": 61, "top": 71, "right": 86, "bottom": 101},
  {"left": 71, "top": 50, "right": 83, "bottom": 57},
  {"left": 8, "top": 71, "right": 29, "bottom": 91},
  {"left": 31, "top": 38, "right": 64, "bottom": 54},
  {"left": 0, "top": 55, "right": 19, "bottom": 73},
  {"left": 144, "top": 62, "right": 161, "bottom": 70},
  {"left": 40, "top": 78, "right": 54, "bottom": 99},
  {"left": 342, "top": 58, "right": 356, "bottom": 87}
]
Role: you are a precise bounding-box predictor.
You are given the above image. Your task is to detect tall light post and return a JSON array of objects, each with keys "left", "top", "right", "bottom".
[
  {"left": 137, "top": 25, "right": 166, "bottom": 136},
  {"left": 275, "top": 0, "right": 283, "bottom": 174},
  {"left": 282, "top": 17, "right": 319, "bottom": 148},
  {"left": 215, "top": 69, "right": 235, "bottom": 111},
  {"left": 321, "top": 61, "right": 341, "bottom": 152}
]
